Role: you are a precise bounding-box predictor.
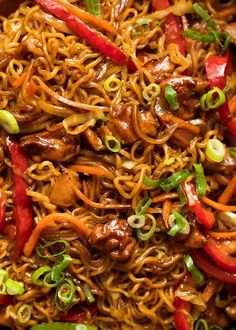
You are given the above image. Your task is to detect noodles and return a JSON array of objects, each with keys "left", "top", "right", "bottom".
[{"left": 0, "top": 0, "right": 235, "bottom": 329}]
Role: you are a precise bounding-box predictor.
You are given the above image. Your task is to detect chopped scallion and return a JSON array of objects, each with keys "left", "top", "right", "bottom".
[
  {"left": 51, "top": 254, "right": 72, "bottom": 283},
  {"left": 229, "top": 147, "right": 236, "bottom": 158},
  {"left": 55, "top": 278, "right": 75, "bottom": 310},
  {"left": 193, "top": 164, "right": 206, "bottom": 196},
  {"left": 36, "top": 240, "right": 70, "bottom": 258},
  {"left": 143, "top": 175, "right": 163, "bottom": 188},
  {"left": 127, "top": 214, "right": 145, "bottom": 228},
  {"left": 205, "top": 139, "right": 226, "bottom": 163},
  {"left": 17, "top": 304, "right": 31, "bottom": 324},
  {"left": 104, "top": 135, "right": 121, "bottom": 153},
  {"left": 194, "top": 318, "right": 208, "bottom": 330},
  {"left": 5, "top": 278, "right": 25, "bottom": 295},
  {"left": 0, "top": 110, "right": 19, "bottom": 134},
  {"left": 32, "top": 266, "right": 52, "bottom": 286},
  {"left": 192, "top": 3, "right": 217, "bottom": 30},
  {"left": 168, "top": 212, "right": 190, "bottom": 236},
  {"left": 104, "top": 76, "right": 122, "bottom": 92},
  {"left": 159, "top": 169, "right": 190, "bottom": 192},
  {"left": 183, "top": 29, "right": 215, "bottom": 43},
  {"left": 131, "top": 20, "right": 149, "bottom": 36},
  {"left": 135, "top": 214, "right": 156, "bottom": 241},
  {"left": 135, "top": 197, "right": 152, "bottom": 216},
  {"left": 164, "top": 85, "right": 179, "bottom": 111},
  {"left": 85, "top": 0, "right": 101, "bottom": 16},
  {"left": 177, "top": 185, "right": 187, "bottom": 207},
  {"left": 84, "top": 283, "right": 95, "bottom": 303},
  {"left": 200, "top": 87, "right": 226, "bottom": 111},
  {"left": 142, "top": 83, "right": 160, "bottom": 104},
  {"left": 164, "top": 157, "right": 175, "bottom": 166},
  {"left": 184, "top": 254, "right": 204, "bottom": 285}
]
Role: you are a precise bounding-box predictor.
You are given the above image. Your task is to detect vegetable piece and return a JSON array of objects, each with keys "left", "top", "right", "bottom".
[
  {"left": 184, "top": 255, "right": 204, "bottom": 284},
  {"left": 229, "top": 147, "right": 236, "bottom": 157},
  {"left": 194, "top": 319, "right": 208, "bottom": 330},
  {"left": 160, "top": 169, "right": 190, "bottom": 192},
  {"left": 143, "top": 175, "right": 162, "bottom": 188},
  {"left": 181, "top": 181, "right": 216, "bottom": 229},
  {"left": 0, "top": 192, "right": 6, "bottom": 232},
  {"left": 135, "top": 197, "right": 152, "bottom": 216},
  {"left": 30, "top": 323, "right": 98, "bottom": 330},
  {"left": 217, "top": 211, "right": 236, "bottom": 227},
  {"left": 127, "top": 215, "right": 145, "bottom": 228},
  {"left": 36, "top": 0, "right": 136, "bottom": 72},
  {"left": 164, "top": 85, "right": 179, "bottom": 111},
  {"left": 51, "top": 254, "right": 72, "bottom": 282},
  {"left": 206, "top": 53, "right": 236, "bottom": 138},
  {"left": 192, "top": 249, "right": 236, "bottom": 283},
  {"left": 0, "top": 110, "right": 19, "bottom": 134},
  {"left": 174, "top": 297, "right": 192, "bottom": 330},
  {"left": 103, "top": 76, "right": 122, "bottom": 92},
  {"left": 177, "top": 185, "right": 187, "bottom": 207},
  {"left": 201, "top": 196, "right": 236, "bottom": 212},
  {"left": 168, "top": 212, "right": 190, "bottom": 236},
  {"left": 205, "top": 139, "right": 226, "bottom": 163},
  {"left": 32, "top": 266, "right": 52, "bottom": 285},
  {"left": 0, "top": 269, "right": 8, "bottom": 284},
  {"left": 164, "top": 156, "right": 175, "bottom": 166},
  {"left": 142, "top": 83, "right": 160, "bottom": 104},
  {"left": 218, "top": 173, "right": 236, "bottom": 205},
  {"left": 36, "top": 240, "right": 70, "bottom": 258},
  {"left": 131, "top": 21, "right": 149, "bottom": 36},
  {"left": 200, "top": 87, "right": 226, "bottom": 111},
  {"left": 104, "top": 135, "right": 121, "bottom": 153},
  {"left": 6, "top": 135, "right": 33, "bottom": 259},
  {"left": 60, "top": 303, "right": 98, "bottom": 322},
  {"left": 5, "top": 278, "right": 25, "bottom": 295},
  {"left": 135, "top": 214, "right": 156, "bottom": 241},
  {"left": 183, "top": 30, "right": 215, "bottom": 43},
  {"left": 193, "top": 164, "right": 206, "bottom": 196},
  {"left": 83, "top": 283, "right": 95, "bottom": 303},
  {"left": 204, "top": 237, "right": 236, "bottom": 273},
  {"left": 192, "top": 3, "right": 216, "bottom": 30},
  {"left": 55, "top": 278, "right": 75, "bottom": 310},
  {"left": 85, "top": 0, "right": 100, "bottom": 17},
  {"left": 17, "top": 304, "right": 31, "bottom": 324}
]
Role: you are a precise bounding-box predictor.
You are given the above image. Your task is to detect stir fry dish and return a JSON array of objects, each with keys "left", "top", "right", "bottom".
[{"left": 0, "top": 0, "right": 236, "bottom": 329}]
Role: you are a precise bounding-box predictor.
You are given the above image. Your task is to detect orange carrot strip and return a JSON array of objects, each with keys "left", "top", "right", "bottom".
[
  {"left": 69, "top": 165, "right": 113, "bottom": 179},
  {"left": 201, "top": 196, "right": 236, "bottom": 212},
  {"left": 162, "top": 199, "right": 172, "bottom": 228},
  {"left": 11, "top": 73, "right": 27, "bottom": 89},
  {"left": 229, "top": 95, "right": 236, "bottom": 114},
  {"left": 0, "top": 177, "right": 4, "bottom": 186},
  {"left": 74, "top": 187, "right": 130, "bottom": 209},
  {"left": 152, "top": 192, "right": 178, "bottom": 203},
  {"left": 23, "top": 213, "right": 91, "bottom": 257},
  {"left": 53, "top": 0, "right": 117, "bottom": 35},
  {"left": 218, "top": 174, "right": 236, "bottom": 205},
  {"left": 208, "top": 230, "right": 236, "bottom": 239},
  {"left": 27, "top": 80, "right": 37, "bottom": 98}
]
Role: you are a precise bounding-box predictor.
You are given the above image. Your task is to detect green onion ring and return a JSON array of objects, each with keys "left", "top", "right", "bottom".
[
  {"left": 36, "top": 240, "right": 70, "bottom": 258},
  {"left": 104, "top": 135, "right": 121, "bottom": 153},
  {"left": 135, "top": 214, "right": 156, "bottom": 241},
  {"left": 17, "top": 304, "right": 31, "bottom": 324},
  {"left": 104, "top": 76, "right": 122, "bottom": 92},
  {"left": 205, "top": 139, "right": 226, "bottom": 163},
  {"left": 135, "top": 197, "right": 152, "bottom": 216},
  {"left": 127, "top": 214, "right": 145, "bottom": 228}
]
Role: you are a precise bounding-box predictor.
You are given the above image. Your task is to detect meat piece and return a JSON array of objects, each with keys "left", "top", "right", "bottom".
[
  {"left": 224, "top": 23, "right": 236, "bottom": 44},
  {"left": 21, "top": 128, "right": 78, "bottom": 162},
  {"left": 88, "top": 218, "right": 136, "bottom": 261},
  {"left": 204, "top": 150, "right": 236, "bottom": 174},
  {"left": 144, "top": 56, "right": 175, "bottom": 83},
  {"left": 0, "top": 0, "right": 23, "bottom": 17},
  {"left": 0, "top": 44, "right": 26, "bottom": 70},
  {"left": 183, "top": 227, "right": 207, "bottom": 249},
  {"left": 226, "top": 303, "right": 236, "bottom": 321},
  {"left": 82, "top": 128, "right": 104, "bottom": 151},
  {"left": 205, "top": 299, "right": 230, "bottom": 328},
  {"left": 50, "top": 171, "right": 80, "bottom": 207}
]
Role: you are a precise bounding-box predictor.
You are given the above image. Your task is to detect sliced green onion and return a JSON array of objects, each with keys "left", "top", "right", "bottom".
[
  {"left": 160, "top": 169, "right": 190, "bottom": 192},
  {"left": 32, "top": 266, "right": 52, "bottom": 286},
  {"left": 104, "top": 135, "right": 121, "bottom": 153},
  {"left": 0, "top": 282, "right": 6, "bottom": 294},
  {"left": 85, "top": 0, "right": 101, "bottom": 16},
  {"left": 218, "top": 211, "right": 236, "bottom": 227},
  {"left": 29, "top": 323, "right": 98, "bottom": 330},
  {"left": 143, "top": 175, "right": 163, "bottom": 188},
  {"left": 55, "top": 278, "right": 75, "bottom": 310},
  {"left": 177, "top": 185, "right": 187, "bottom": 207},
  {"left": 104, "top": 76, "right": 122, "bottom": 92},
  {"left": 200, "top": 87, "right": 226, "bottom": 111},
  {"left": 135, "top": 214, "right": 156, "bottom": 241},
  {"left": 5, "top": 278, "right": 25, "bottom": 295},
  {"left": 193, "top": 3, "right": 217, "bottom": 30},
  {"left": 84, "top": 283, "right": 95, "bottom": 303},
  {"left": 127, "top": 214, "right": 145, "bottom": 228},
  {"left": 164, "top": 85, "right": 179, "bottom": 111},
  {"left": 194, "top": 318, "right": 208, "bottom": 330},
  {"left": 205, "top": 139, "right": 226, "bottom": 163},
  {"left": 0, "top": 110, "right": 19, "bottom": 134},
  {"left": 0, "top": 269, "right": 8, "bottom": 284},
  {"left": 51, "top": 254, "right": 72, "bottom": 283},
  {"left": 164, "top": 157, "right": 175, "bottom": 166},
  {"left": 183, "top": 29, "right": 216, "bottom": 43},
  {"left": 229, "top": 147, "right": 236, "bottom": 158},
  {"left": 211, "top": 30, "right": 233, "bottom": 50},
  {"left": 131, "top": 20, "right": 149, "bottom": 36},
  {"left": 168, "top": 212, "right": 190, "bottom": 236},
  {"left": 36, "top": 240, "right": 70, "bottom": 258},
  {"left": 17, "top": 304, "right": 31, "bottom": 324},
  {"left": 184, "top": 255, "right": 204, "bottom": 285},
  {"left": 193, "top": 164, "right": 206, "bottom": 196},
  {"left": 43, "top": 272, "right": 59, "bottom": 288},
  {"left": 142, "top": 83, "right": 160, "bottom": 104},
  {"left": 135, "top": 197, "right": 152, "bottom": 216}
]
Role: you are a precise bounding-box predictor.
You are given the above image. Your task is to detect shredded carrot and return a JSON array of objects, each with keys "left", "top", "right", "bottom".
[
  {"left": 201, "top": 196, "right": 236, "bottom": 212},
  {"left": 217, "top": 239, "right": 236, "bottom": 254},
  {"left": 53, "top": 0, "right": 117, "bottom": 36},
  {"left": 218, "top": 173, "right": 236, "bottom": 205},
  {"left": 69, "top": 165, "right": 113, "bottom": 179},
  {"left": 152, "top": 192, "right": 178, "bottom": 203},
  {"left": 162, "top": 199, "right": 172, "bottom": 228},
  {"left": 11, "top": 73, "right": 27, "bottom": 89},
  {"left": 23, "top": 213, "right": 91, "bottom": 257},
  {"left": 229, "top": 95, "right": 236, "bottom": 114},
  {"left": 208, "top": 230, "right": 236, "bottom": 239},
  {"left": 74, "top": 187, "right": 130, "bottom": 209},
  {"left": 27, "top": 80, "right": 37, "bottom": 98},
  {"left": 202, "top": 280, "right": 219, "bottom": 303},
  {"left": 0, "top": 177, "right": 4, "bottom": 186}
]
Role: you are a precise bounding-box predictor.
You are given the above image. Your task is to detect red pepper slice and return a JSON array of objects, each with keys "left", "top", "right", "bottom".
[
  {"left": 0, "top": 295, "right": 11, "bottom": 305},
  {"left": 0, "top": 192, "right": 6, "bottom": 232},
  {"left": 174, "top": 297, "right": 192, "bottom": 330},
  {"left": 205, "top": 52, "right": 236, "bottom": 138},
  {"left": 204, "top": 237, "right": 236, "bottom": 273},
  {"left": 151, "top": 0, "right": 185, "bottom": 55},
  {"left": 36, "top": 0, "right": 136, "bottom": 73},
  {"left": 181, "top": 181, "right": 215, "bottom": 229},
  {"left": 6, "top": 135, "right": 33, "bottom": 259},
  {"left": 60, "top": 303, "right": 98, "bottom": 323},
  {"left": 192, "top": 249, "right": 236, "bottom": 283}
]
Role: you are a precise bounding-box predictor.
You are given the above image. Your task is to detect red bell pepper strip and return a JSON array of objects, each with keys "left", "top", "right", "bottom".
[
  {"left": 204, "top": 237, "right": 236, "bottom": 273},
  {"left": 6, "top": 135, "right": 33, "bottom": 259},
  {"left": 205, "top": 53, "right": 236, "bottom": 138},
  {"left": 0, "top": 192, "right": 6, "bottom": 232},
  {"left": 181, "top": 181, "right": 216, "bottom": 229},
  {"left": 192, "top": 249, "right": 236, "bottom": 283},
  {"left": 174, "top": 297, "right": 192, "bottom": 330},
  {"left": 151, "top": 0, "right": 185, "bottom": 55},
  {"left": 60, "top": 303, "right": 98, "bottom": 323},
  {"left": 36, "top": 0, "right": 136, "bottom": 73},
  {"left": 0, "top": 295, "right": 11, "bottom": 305}
]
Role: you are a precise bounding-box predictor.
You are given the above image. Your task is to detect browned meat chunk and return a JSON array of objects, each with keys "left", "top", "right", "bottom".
[
  {"left": 0, "top": 0, "right": 24, "bottom": 17},
  {"left": 204, "top": 150, "right": 236, "bottom": 174},
  {"left": 183, "top": 227, "right": 207, "bottom": 249},
  {"left": 88, "top": 219, "right": 136, "bottom": 261},
  {"left": 21, "top": 128, "right": 78, "bottom": 162},
  {"left": 50, "top": 171, "right": 80, "bottom": 207},
  {"left": 144, "top": 56, "right": 174, "bottom": 83},
  {"left": 82, "top": 128, "right": 104, "bottom": 151}
]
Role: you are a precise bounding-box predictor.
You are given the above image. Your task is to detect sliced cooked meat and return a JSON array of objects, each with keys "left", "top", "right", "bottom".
[
  {"left": 204, "top": 150, "right": 236, "bottom": 174},
  {"left": 183, "top": 227, "right": 207, "bottom": 249},
  {"left": 21, "top": 128, "right": 78, "bottom": 162},
  {"left": 82, "top": 128, "right": 105, "bottom": 151},
  {"left": 50, "top": 171, "right": 80, "bottom": 207}
]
